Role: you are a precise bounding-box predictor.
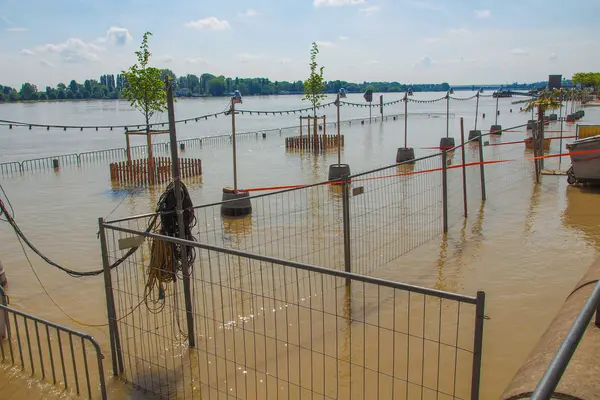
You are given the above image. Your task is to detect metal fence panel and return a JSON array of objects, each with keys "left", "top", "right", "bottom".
[{"left": 101, "top": 226, "right": 484, "bottom": 399}]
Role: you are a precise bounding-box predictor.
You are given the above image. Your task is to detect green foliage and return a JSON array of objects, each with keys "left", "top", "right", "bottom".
[
  {"left": 208, "top": 77, "right": 226, "bottom": 96},
  {"left": 572, "top": 72, "right": 600, "bottom": 90},
  {"left": 303, "top": 42, "right": 326, "bottom": 115},
  {"left": 19, "top": 82, "right": 37, "bottom": 100},
  {"left": 121, "top": 31, "right": 167, "bottom": 124},
  {"left": 523, "top": 90, "right": 563, "bottom": 113}
]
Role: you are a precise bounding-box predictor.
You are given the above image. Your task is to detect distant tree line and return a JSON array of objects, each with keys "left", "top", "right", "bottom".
[{"left": 2, "top": 70, "right": 580, "bottom": 103}]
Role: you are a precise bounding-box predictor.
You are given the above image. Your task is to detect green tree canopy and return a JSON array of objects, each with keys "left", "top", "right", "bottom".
[
  {"left": 303, "top": 42, "right": 326, "bottom": 116},
  {"left": 208, "top": 77, "right": 226, "bottom": 96},
  {"left": 572, "top": 72, "right": 600, "bottom": 91},
  {"left": 121, "top": 31, "right": 167, "bottom": 127},
  {"left": 19, "top": 82, "right": 37, "bottom": 100}
]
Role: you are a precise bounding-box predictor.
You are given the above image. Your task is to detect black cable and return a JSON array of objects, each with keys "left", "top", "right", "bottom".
[{"left": 0, "top": 181, "right": 194, "bottom": 278}]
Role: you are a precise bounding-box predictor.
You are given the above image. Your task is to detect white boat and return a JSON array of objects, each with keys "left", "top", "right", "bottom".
[{"left": 566, "top": 134, "right": 600, "bottom": 184}]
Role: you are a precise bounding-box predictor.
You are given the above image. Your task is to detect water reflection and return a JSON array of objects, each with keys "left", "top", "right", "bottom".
[{"left": 222, "top": 215, "right": 253, "bottom": 241}]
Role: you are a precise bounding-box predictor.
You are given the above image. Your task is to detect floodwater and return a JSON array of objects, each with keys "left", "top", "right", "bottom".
[{"left": 0, "top": 93, "right": 599, "bottom": 399}]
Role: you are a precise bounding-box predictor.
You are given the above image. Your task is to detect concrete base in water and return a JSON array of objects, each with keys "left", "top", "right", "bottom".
[
  {"left": 502, "top": 257, "right": 600, "bottom": 400},
  {"left": 468, "top": 130, "right": 481, "bottom": 142},
  {"left": 490, "top": 125, "right": 502, "bottom": 135},
  {"left": 396, "top": 147, "right": 415, "bottom": 163},
  {"left": 328, "top": 164, "right": 351, "bottom": 181},
  {"left": 221, "top": 188, "right": 252, "bottom": 217},
  {"left": 439, "top": 137, "right": 455, "bottom": 149}
]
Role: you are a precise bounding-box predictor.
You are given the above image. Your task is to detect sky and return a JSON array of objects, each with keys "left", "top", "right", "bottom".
[{"left": 1, "top": 0, "right": 599, "bottom": 88}]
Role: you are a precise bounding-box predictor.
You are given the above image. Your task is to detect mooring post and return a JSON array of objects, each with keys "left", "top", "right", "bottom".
[
  {"left": 478, "top": 129, "right": 486, "bottom": 201},
  {"left": 98, "top": 218, "right": 124, "bottom": 375},
  {"left": 341, "top": 174, "right": 352, "bottom": 282},
  {"left": 166, "top": 78, "right": 196, "bottom": 348},
  {"left": 460, "top": 118, "right": 468, "bottom": 217},
  {"left": 442, "top": 150, "right": 449, "bottom": 233},
  {"left": 538, "top": 105, "right": 545, "bottom": 171}
]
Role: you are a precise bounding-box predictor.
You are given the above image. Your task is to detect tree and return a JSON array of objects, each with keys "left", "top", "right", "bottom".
[
  {"left": 121, "top": 31, "right": 168, "bottom": 182},
  {"left": 302, "top": 42, "right": 326, "bottom": 148},
  {"left": 572, "top": 72, "right": 600, "bottom": 92},
  {"left": 65, "top": 89, "right": 75, "bottom": 99},
  {"left": 19, "top": 82, "right": 37, "bottom": 100},
  {"left": 208, "top": 77, "right": 226, "bottom": 96},
  {"left": 69, "top": 80, "right": 79, "bottom": 94},
  {"left": 57, "top": 82, "right": 66, "bottom": 91},
  {"left": 122, "top": 31, "right": 167, "bottom": 127},
  {"left": 57, "top": 90, "right": 66, "bottom": 100}
]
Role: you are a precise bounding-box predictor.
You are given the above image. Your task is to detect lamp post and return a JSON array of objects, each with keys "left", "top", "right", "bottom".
[
  {"left": 328, "top": 90, "right": 351, "bottom": 181},
  {"left": 396, "top": 91, "right": 415, "bottom": 163},
  {"left": 221, "top": 90, "right": 252, "bottom": 216},
  {"left": 490, "top": 86, "right": 503, "bottom": 135},
  {"left": 439, "top": 90, "right": 455, "bottom": 149}
]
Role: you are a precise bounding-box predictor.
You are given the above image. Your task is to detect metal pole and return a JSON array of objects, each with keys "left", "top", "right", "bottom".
[
  {"left": 98, "top": 218, "right": 123, "bottom": 375},
  {"left": 337, "top": 94, "right": 341, "bottom": 166},
  {"left": 539, "top": 105, "right": 545, "bottom": 170},
  {"left": 478, "top": 128, "right": 486, "bottom": 201},
  {"left": 474, "top": 91, "right": 480, "bottom": 131},
  {"left": 494, "top": 91, "right": 499, "bottom": 125},
  {"left": 369, "top": 103, "right": 372, "bottom": 123},
  {"left": 341, "top": 174, "right": 351, "bottom": 280},
  {"left": 470, "top": 291, "right": 486, "bottom": 400},
  {"left": 231, "top": 99, "right": 238, "bottom": 192},
  {"left": 166, "top": 79, "right": 196, "bottom": 348},
  {"left": 380, "top": 95, "right": 383, "bottom": 118},
  {"left": 559, "top": 99, "right": 564, "bottom": 169},
  {"left": 404, "top": 93, "right": 408, "bottom": 148},
  {"left": 442, "top": 150, "right": 448, "bottom": 233},
  {"left": 460, "top": 118, "right": 468, "bottom": 217},
  {"left": 446, "top": 93, "right": 450, "bottom": 138},
  {"left": 531, "top": 281, "right": 600, "bottom": 400}
]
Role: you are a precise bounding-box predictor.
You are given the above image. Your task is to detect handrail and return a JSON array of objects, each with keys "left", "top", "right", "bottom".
[
  {"left": 0, "top": 302, "right": 107, "bottom": 399},
  {"left": 531, "top": 280, "right": 600, "bottom": 399}
]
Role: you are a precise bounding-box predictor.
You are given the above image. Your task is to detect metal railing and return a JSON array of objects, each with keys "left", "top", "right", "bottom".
[
  {"left": 531, "top": 280, "right": 600, "bottom": 399},
  {"left": 0, "top": 286, "right": 107, "bottom": 399},
  {"left": 100, "top": 221, "right": 486, "bottom": 399}
]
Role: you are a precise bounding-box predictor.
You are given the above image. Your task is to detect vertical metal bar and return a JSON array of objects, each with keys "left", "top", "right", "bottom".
[
  {"left": 595, "top": 301, "right": 600, "bottom": 328},
  {"left": 231, "top": 97, "right": 238, "bottom": 191},
  {"left": 495, "top": 92, "right": 499, "bottom": 125},
  {"left": 337, "top": 94, "right": 341, "bottom": 166},
  {"left": 57, "top": 329, "right": 68, "bottom": 389},
  {"left": 559, "top": 100, "right": 564, "bottom": 169},
  {"left": 14, "top": 313, "right": 24, "bottom": 369},
  {"left": 380, "top": 95, "right": 383, "bottom": 118},
  {"left": 446, "top": 93, "right": 450, "bottom": 138},
  {"left": 81, "top": 337, "right": 92, "bottom": 399},
  {"left": 34, "top": 321, "right": 45, "bottom": 380},
  {"left": 474, "top": 91, "right": 480, "bottom": 131},
  {"left": 478, "top": 130, "right": 486, "bottom": 201},
  {"left": 460, "top": 118, "right": 468, "bottom": 217},
  {"left": 470, "top": 291, "right": 486, "bottom": 400},
  {"left": 341, "top": 174, "right": 351, "bottom": 280},
  {"left": 24, "top": 319, "right": 35, "bottom": 375},
  {"left": 90, "top": 338, "right": 108, "bottom": 400},
  {"left": 98, "top": 218, "right": 123, "bottom": 375},
  {"left": 69, "top": 333, "right": 80, "bottom": 395},
  {"left": 166, "top": 78, "right": 196, "bottom": 347},
  {"left": 46, "top": 325, "right": 57, "bottom": 384},
  {"left": 442, "top": 151, "right": 448, "bottom": 233},
  {"left": 539, "top": 105, "right": 545, "bottom": 170}
]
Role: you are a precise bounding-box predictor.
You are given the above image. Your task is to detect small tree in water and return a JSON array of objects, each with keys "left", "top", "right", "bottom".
[
  {"left": 121, "top": 31, "right": 166, "bottom": 183},
  {"left": 303, "top": 42, "right": 326, "bottom": 149},
  {"left": 122, "top": 31, "right": 167, "bottom": 128}
]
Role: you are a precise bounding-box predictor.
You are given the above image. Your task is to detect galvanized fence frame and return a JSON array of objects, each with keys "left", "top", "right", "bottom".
[
  {"left": 0, "top": 287, "right": 107, "bottom": 399},
  {"left": 100, "top": 221, "right": 486, "bottom": 399}
]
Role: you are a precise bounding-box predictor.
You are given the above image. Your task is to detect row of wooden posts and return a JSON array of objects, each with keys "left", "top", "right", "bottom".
[
  {"left": 110, "top": 157, "right": 202, "bottom": 186},
  {"left": 285, "top": 135, "right": 345, "bottom": 151}
]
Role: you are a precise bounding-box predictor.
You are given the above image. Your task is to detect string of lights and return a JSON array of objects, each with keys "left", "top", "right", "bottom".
[{"left": 235, "top": 101, "right": 337, "bottom": 115}]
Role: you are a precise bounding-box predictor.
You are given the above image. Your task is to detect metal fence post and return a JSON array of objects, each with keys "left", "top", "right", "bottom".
[
  {"left": 341, "top": 174, "right": 352, "bottom": 280},
  {"left": 460, "top": 118, "right": 468, "bottom": 217},
  {"left": 595, "top": 302, "right": 600, "bottom": 328},
  {"left": 478, "top": 133, "right": 487, "bottom": 201},
  {"left": 442, "top": 150, "right": 448, "bottom": 233},
  {"left": 98, "top": 218, "right": 124, "bottom": 375},
  {"left": 471, "top": 291, "right": 486, "bottom": 400}
]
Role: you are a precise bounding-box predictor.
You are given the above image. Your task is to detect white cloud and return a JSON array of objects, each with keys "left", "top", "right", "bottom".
[
  {"left": 359, "top": 6, "right": 381, "bottom": 16},
  {"left": 365, "top": 60, "right": 380, "bottom": 65},
  {"left": 416, "top": 56, "right": 432, "bottom": 68},
  {"left": 19, "top": 49, "right": 35, "bottom": 56},
  {"left": 184, "top": 57, "right": 208, "bottom": 64},
  {"left": 314, "top": 0, "right": 365, "bottom": 7},
  {"left": 511, "top": 48, "right": 529, "bottom": 56},
  {"left": 474, "top": 9, "right": 491, "bottom": 19},
  {"left": 185, "top": 17, "right": 231, "bottom": 31},
  {"left": 239, "top": 9, "right": 261, "bottom": 17},
  {"left": 424, "top": 37, "right": 442, "bottom": 43},
  {"left": 410, "top": 1, "right": 443, "bottom": 11},
  {"left": 98, "top": 27, "right": 132, "bottom": 46},
  {"left": 161, "top": 55, "right": 174, "bottom": 63},
  {"left": 549, "top": 52, "right": 558, "bottom": 61},
  {"left": 36, "top": 38, "right": 105, "bottom": 63},
  {"left": 278, "top": 58, "right": 292, "bottom": 64},
  {"left": 316, "top": 41, "right": 335, "bottom": 47},
  {"left": 238, "top": 53, "right": 263, "bottom": 63},
  {"left": 7, "top": 27, "right": 27, "bottom": 32},
  {"left": 339, "top": 36, "right": 349, "bottom": 41},
  {"left": 39, "top": 59, "right": 54, "bottom": 68}
]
